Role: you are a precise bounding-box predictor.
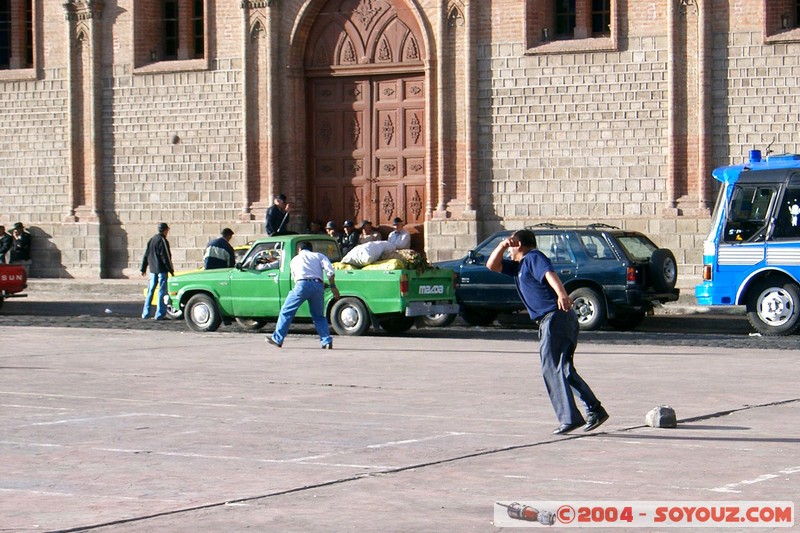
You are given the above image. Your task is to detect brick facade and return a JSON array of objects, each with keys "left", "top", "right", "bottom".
[{"left": 1, "top": 0, "right": 799, "bottom": 288}]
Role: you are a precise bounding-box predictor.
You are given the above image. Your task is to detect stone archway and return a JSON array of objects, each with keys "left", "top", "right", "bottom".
[{"left": 304, "top": 0, "right": 427, "bottom": 243}]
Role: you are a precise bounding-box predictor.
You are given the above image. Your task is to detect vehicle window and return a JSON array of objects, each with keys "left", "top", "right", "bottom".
[
  {"left": 304, "top": 240, "right": 341, "bottom": 262},
  {"left": 473, "top": 233, "right": 510, "bottom": 263},
  {"left": 580, "top": 235, "right": 615, "bottom": 259},
  {"left": 771, "top": 186, "right": 800, "bottom": 240},
  {"left": 615, "top": 235, "right": 657, "bottom": 261},
  {"left": 537, "top": 234, "right": 573, "bottom": 263},
  {"left": 243, "top": 244, "right": 282, "bottom": 271},
  {"left": 724, "top": 185, "right": 777, "bottom": 242}
]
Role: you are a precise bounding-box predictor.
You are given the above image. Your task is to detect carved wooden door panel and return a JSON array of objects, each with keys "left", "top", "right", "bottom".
[
  {"left": 373, "top": 75, "right": 425, "bottom": 229},
  {"left": 310, "top": 75, "right": 426, "bottom": 233},
  {"left": 310, "top": 78, "right": 370, "bottom": 225}
]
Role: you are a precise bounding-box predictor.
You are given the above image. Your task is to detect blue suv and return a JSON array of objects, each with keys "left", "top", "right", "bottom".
[{"left": 430, "top": 224, "right": 680, "bottom": 330}]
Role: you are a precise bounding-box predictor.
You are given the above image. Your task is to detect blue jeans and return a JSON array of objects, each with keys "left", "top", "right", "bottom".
[
  {"left": 272, "top": 280, "right": 332, "bottom": 347},
  {"left": 538, "top": 309, "right": 601, "bottom": 425},
  {"left": 142, "top": 272, "right": 169, "bottom": 319}
]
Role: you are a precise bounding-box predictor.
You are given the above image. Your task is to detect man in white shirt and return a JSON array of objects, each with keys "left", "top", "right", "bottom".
[
  {"left": 267, "top": 241, "right": 340, "bottom": 349},
  {"left": 387, "top": 217, "right": 411, "bottom": 249}
]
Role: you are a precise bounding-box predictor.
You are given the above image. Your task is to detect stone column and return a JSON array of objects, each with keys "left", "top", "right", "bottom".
[
  {"left": 63, "top": 0, "right": 104, "bottom": 223},
  {"left": 62, "top": 0, "right": 104, "bottom": 277},
  {"left": 241, "top": 1, "right": 278, "bottom": 222}
]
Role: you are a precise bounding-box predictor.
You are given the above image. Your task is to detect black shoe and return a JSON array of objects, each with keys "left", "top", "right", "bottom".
[
  {"left": 552, "top": 421, "right": 584, "bottom": 435},
  {"left": 266, "top": 337, "right": 282, "bottom": 348},
  {"left": 321, "top": 342, "right": 333, "bottom": 350},
  {"left": 584, "top": 408, "right": 609, "bottom": 432}
]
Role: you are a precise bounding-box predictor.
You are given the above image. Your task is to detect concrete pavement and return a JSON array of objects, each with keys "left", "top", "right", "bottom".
[{"left": 1, "top": 313, "right": 796, "bottom": 531}]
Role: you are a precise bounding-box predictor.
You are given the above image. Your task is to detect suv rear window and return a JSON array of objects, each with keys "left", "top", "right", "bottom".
[{"left": 615, "top": 234, "right": 658, "bottom": 261}]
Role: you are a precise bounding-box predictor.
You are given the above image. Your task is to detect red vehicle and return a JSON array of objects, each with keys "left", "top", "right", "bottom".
[{"left": 0, "top": 264, "right": 28, "bottom": 310}]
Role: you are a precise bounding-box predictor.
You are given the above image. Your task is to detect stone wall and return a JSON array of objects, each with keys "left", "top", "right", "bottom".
[{"left": 0, "top": 0, "right": 798, "bottom": 290}]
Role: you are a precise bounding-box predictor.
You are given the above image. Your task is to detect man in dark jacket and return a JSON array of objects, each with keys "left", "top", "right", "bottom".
[
  {"left": 141, "top": 222, "right": 175, "bottom": 320},
  {"left": 203, "top": 228, "right": 236, "bottom": 269},
  {"left": 0, "top": 225, "right": 12, "bottom": 263},
  {"left": 265, "top": 194, "right": 291, "bottom": 235},
  {"left": 9, "top": 222, "right": 31, "bottom": 264},
  {"left": 339, "top": 220, "right": 359, "bottom": 255}
]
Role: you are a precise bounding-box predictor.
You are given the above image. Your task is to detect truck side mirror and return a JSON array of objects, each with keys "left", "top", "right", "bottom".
[
  {"left": 466, "top": 250, "right": 478, "bottom": 264},
  {"left": 235, "top": 262, "right": 244, "bottom": 271}
]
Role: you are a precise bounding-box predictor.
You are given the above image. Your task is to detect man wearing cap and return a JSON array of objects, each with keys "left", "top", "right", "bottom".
[
  {"left": 9, "top": 222, "right": 32, "bottom": 269},
  {"left": 204, "top": 228, "right": 236, "bottom": 270},
  {"left": 141, "top": 222, "right": 175, "bottom": 320},
  {"left": 340, "top": 220, "right": 359, "bottom": 255},
  {"left": 387, "top": 217, "right": 411, "bottom": 250},
  {"left": 324, "top": 221, "right": 341, "bottom": 241},
  {"left": 266, "top": 194, "right": 291, "bottom": 236},
  {"left": 358, "top": 220, "right": 382, "bottom": 244}
]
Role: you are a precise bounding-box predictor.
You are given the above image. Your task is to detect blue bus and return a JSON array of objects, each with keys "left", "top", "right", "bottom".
[{"left": 695, "top": 150, "right": 800, "bottom": 335}]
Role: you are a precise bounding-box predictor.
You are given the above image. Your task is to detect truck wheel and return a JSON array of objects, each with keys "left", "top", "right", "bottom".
[
  {"left": 0, "top": 296, "right": 4, "bottom": 311},
  {"left": 379, "top": 316, "right": 415, "bottom": 334},
  {"left": 185, "top": 294, "right": 222, "bottom": 332},
  {"left": 418, "top": 313, "right": 457, "bottom": 328},
  {"left": 650, "top": 249, "right": 678, "bottom": 292},
  {"left": 570, "top": 287, "right": 607, "bottom": 331},
  {"left": 235, "top": 317, "right": 268, "bottom": 331},
  {"left": 163, "top": 295, "right": 183, "bottom": 320},
  {"left": 461, "top": 307, "right": 498, "bottom": 327},
  {"left": 746, "top": 279, "right": 800, "bottom": 336},
  {"left": 330, "top": 297, "right": 371, "bottom": 336}
]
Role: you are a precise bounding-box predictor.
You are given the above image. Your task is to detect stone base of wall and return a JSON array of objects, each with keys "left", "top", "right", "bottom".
[
  {"left": 26, "top": 222, "right": 103, "bottom": 278},
  {"left": 425, "top": 218, "right": 480, "bottom": 263}
]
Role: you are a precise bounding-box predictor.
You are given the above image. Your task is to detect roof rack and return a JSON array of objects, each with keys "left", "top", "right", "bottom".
[
  {"left": 524, "top": 222, "right": 622, "bottom": 230},
  {"left": 526, "top": 223, "right": 559, "bottom": 228},
  {"left": 585, "top": 223, "right": 620, "bottom": 230}
]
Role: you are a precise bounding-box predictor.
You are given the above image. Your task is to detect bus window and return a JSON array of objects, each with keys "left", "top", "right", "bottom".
[
  {"left": 771, "top": 188, "right": 800, "bottom": 240},
  {"left": 723, "top": 185, "right": 776, "bottom": 242}
]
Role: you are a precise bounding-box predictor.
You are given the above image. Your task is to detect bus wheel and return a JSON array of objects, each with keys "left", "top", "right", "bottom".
[{"left": 746, "top": 279, "right": 800, "bottom": 336}]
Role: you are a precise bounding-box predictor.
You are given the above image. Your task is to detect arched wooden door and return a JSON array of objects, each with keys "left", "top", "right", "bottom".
[{"left": 305, "top": 0, "right": 426, "bottom": 242}]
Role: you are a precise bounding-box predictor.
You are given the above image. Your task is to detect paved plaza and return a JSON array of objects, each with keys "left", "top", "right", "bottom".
[{"left": 1, "top": 319, "right": 797, "bottom": 531}]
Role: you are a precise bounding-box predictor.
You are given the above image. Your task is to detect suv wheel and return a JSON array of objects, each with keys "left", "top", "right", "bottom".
[
  {"left": 570, "top": 287, "right": 607, "bottom": 331},
  {"left": 650, "top": 249, "right": 677, "bottom": 292}
]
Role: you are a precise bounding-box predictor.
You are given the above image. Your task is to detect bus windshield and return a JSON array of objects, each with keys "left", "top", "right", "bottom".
[{"left": 722, "top": 184, "right": 777, "bottom": 242}]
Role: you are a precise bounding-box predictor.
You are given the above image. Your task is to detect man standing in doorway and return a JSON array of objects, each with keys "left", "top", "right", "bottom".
[
  {"left": 487, "top": 229, "right": 609, "bottom": 435},
  {"left": 266, "top": 194, "right": 291, "bottom": 236},
  {"left": 141, "top": 222, "right": 175, "bottom": 320}
]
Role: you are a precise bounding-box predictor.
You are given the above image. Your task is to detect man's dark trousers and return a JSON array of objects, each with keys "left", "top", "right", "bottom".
[{"left": 538, "top": 309, "right": 601, "bottom": 426}]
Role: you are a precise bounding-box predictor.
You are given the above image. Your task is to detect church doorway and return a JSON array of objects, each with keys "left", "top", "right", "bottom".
[{"left": 304, "top": 0, "right": 427, "bottom": 242}]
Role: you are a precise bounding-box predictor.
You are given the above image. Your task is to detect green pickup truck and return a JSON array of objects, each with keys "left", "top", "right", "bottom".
[{"left": 167, "top": 234, "right": 459, "bottom": 336}]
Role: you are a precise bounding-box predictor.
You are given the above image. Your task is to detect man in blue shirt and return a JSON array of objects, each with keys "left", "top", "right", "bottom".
[{"left": 487, "top": 229, "right": 609, "bottom": 435}]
